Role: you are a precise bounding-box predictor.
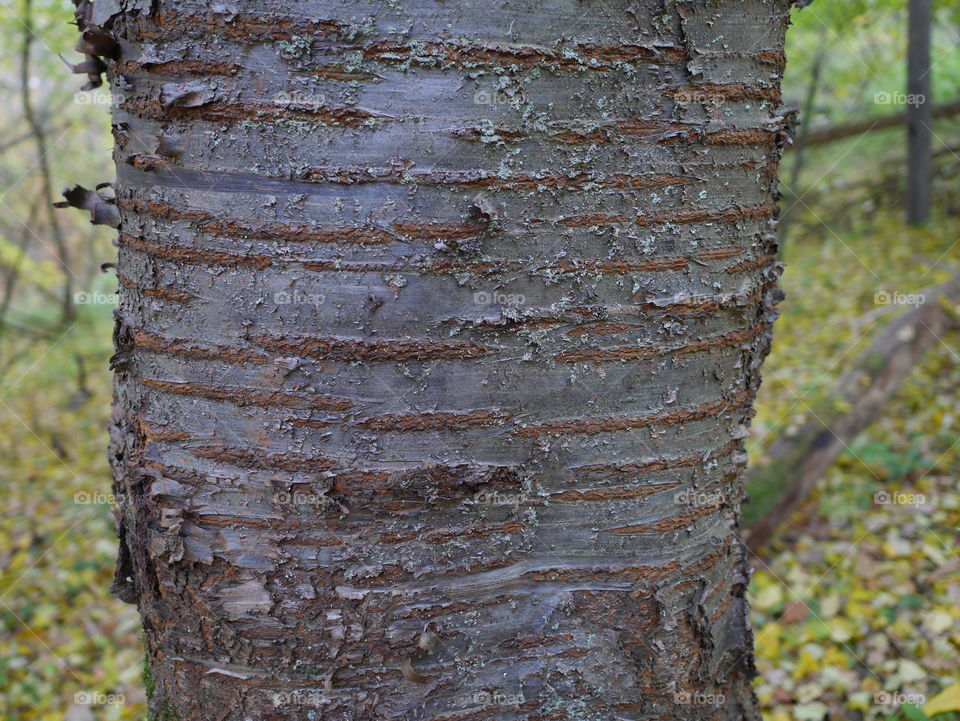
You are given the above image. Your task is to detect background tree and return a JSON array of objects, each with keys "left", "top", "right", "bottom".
[{"left": 906, "top": 0, "right": 932, "bottom": 226}]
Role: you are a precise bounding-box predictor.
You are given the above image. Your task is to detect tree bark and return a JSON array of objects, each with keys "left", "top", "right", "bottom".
[{"left": 98, "top": 1, "right": 792, "bottom": 718}]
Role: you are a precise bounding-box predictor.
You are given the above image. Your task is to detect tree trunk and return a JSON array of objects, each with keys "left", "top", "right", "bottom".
[
  {"left": 20, "top": 0, "right": 76, "bottom": 325},
  {"left": 99, "top": 1, "right": 792, "bottom": 718},
  {"left": 907, "top": 0, "right": 932, "bottom": 225}
]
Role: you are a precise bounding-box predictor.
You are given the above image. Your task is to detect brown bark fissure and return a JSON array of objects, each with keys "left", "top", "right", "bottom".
[{"left": 101, "top": 1, "right": 791, "bottom": 719}]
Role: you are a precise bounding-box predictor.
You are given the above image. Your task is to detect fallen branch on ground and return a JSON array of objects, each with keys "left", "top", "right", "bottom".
[
  {"left": 797, "top": 99, "right": 960, "bottom": 147},
  {"left": 744, "top": 276, "right": 960, "bottom": 550}
]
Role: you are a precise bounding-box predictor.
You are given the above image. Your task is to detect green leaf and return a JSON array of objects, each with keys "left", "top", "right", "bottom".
[{"left": 902, "top": 703, "right": 932, "bottom": 721}]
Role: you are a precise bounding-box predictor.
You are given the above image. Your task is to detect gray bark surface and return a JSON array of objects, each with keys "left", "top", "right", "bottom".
[{"left": 99, "top": 1, "right": 792, "bottom": 718}]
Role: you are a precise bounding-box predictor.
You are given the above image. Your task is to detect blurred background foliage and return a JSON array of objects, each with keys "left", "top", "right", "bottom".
[{"left": 0, "top": 1, "right": 957, "bottom": 720}]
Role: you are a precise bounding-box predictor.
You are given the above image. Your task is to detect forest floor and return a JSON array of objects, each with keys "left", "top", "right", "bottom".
[
  {"left": 0, "top": 211, "right": 957, "bottom": 721},
  {"left": 748, "top": 208, "right": 960, "bottom": 721}
]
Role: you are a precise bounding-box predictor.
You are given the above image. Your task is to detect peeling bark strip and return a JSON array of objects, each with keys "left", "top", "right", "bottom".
[{"left": 103, "top": 1, "right": 791, "bottom": 719}]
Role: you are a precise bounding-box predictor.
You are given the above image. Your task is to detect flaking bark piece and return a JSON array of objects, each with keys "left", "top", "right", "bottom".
[
  {"left": 59, "top": 53, "right": 107, "bottom": 77},
  {"left": 109, "top": 311, "right": 135, "bottom": 373},
  {"left": 68, "top": 1, "right": 119, "bottom": 90},
  {"left": 156, "top": 133, "right": 185, "bottom": 158},
  {"left": 75, "top": 25, "right": 120, "bottom": 61},
  {"left": 55, "top": 184, "right": 121, "bottom": 228},
  {"left": 59, "top": 52, "right": 108, "bottom": 91},
  {"left": 417, "top": 622, "right": 441, "bottom": 651},
  {"left": 469, "top": 191, "right": 499, "bottom": 222},
  {"left": 72, "top": 0, "right": 93, "bottom": 28},
  {"left": 399, "top": 658, "right": 429, "bottom": 684},
  {"left": 161, "top": 80, "right": 217, "bottom": 109},
  {"left": 110, "top": 522, "right": 139, "bottom": 604}
]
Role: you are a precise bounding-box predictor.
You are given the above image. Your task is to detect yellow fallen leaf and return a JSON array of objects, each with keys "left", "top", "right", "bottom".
[
  {"left": 847, "top": 691, "right": 872, "bottom": 712},
  {"left": 819, "top": 594, "right": 841, "bottom": 619},
  {"left": 822, "top": 646, "right": 850, "bottom": 668},
  {"left": 898, "top": 659, "right": 927, "bottom": 683},
  {"left": 883, "top": 537, "right": 913, "bottom": 558},
  {"left": 829, "top": 618, "right": 855, "bottom": 642},
  {"left": 924, "top": 683, "right": 960, "bottom": 716},
  {"left": 793, "top": 648, "right": 821, "bottom": 679},
  {"left": 921, "top": 610, "right": 955, "bottom": 635},
  {"left": 753, "top": 584, "right": 784, "bottom": 612},
  {"left": 921, "top": 543, "right": 948, "bottom": 566},
  {"left": 756, "top": 626, "right": 781, "bottom": 660},
  {"left": 891, "top": 618, "right": 915, "bottom": 638}
]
